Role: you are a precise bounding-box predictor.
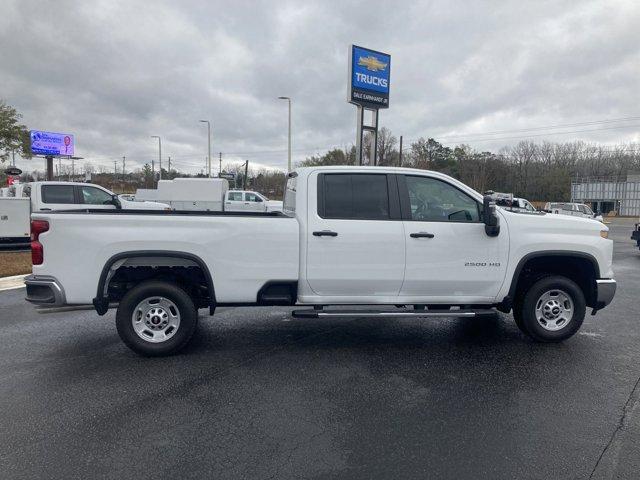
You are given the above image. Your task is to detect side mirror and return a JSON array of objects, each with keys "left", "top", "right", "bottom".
[
  {"left": 483, "top": 196, "right": 500, "bottom": 237},
  {"left": 112, "top": 194, "right": 122, "bottom": 209}
]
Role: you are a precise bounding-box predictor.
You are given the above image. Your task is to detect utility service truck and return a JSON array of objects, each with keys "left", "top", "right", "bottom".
[
  {"left": 25, "top": 166, "right": 616, "bottom": 356},
  {"left": 135, "top": 178, "right": 283, "bottom": 212},
  {"left": 0, "top": 197, "right": 30, "bottom": 247}
]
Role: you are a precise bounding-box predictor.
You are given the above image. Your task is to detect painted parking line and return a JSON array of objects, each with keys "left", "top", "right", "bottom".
[{"left": 0, "top": 274, "right": 28, "bottom": 291}]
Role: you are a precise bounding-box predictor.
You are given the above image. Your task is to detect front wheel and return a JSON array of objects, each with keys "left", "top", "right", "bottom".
[
  {"left": 116, "top": 280, "right": 198, "bottom": 356},
  {"left": 514, "top": 275, "right": 586, "bottom": 342}
]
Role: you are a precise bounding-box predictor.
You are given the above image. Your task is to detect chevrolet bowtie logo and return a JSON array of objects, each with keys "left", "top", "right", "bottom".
[{"left": 357, "top": 55, "right": 387, "bottom": 72}]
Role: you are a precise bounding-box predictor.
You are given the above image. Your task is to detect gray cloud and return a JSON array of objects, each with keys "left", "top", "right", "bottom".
[{"left": 1, "top": 0, "right": 639, "bottom": 174}]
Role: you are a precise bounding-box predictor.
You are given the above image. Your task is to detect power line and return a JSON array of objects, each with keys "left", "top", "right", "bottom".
[
  {"left": 404, "top": 124, "right": 640, "bottom": 146},
  {"left": 439, "top": 124, "right": 640, "bottom": 145},
  {"left": 433, "top": 115, "right": 640, "bottom": 140}
]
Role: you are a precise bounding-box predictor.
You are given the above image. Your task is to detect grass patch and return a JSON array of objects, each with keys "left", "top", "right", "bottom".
[{"left": 0, "top": 251, "right": 32, "bottom": 277}]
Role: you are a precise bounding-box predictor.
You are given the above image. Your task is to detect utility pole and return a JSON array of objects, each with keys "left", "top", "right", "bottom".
[
  {"left": 278, "top": 97, "right": 292, "bottom": 171},
  {"left": 122, "top": 156, "right": 126, "bottom": 191},
  {"left": 11, "top": 150, "right": 15, "bottom": 166},
  {"left": 199, "top": 120, "right": 212, "bottom": 177},
  {"left": 168, "top": 156, "right": 171, "bottom": 177},
  {"left": 399, "top": 135, "right": 403, "bottom": 167},
  {"left": 58, "top": 158, "right": 62, "bottom": 180},
  {"left": 219, "top": 152, "right": 222, "bottom": 176},
  {"left": 71, "top": 158, "right": 75, "bottom": 181},
  {"left": 151, "top": 136, "right": 162, "bottom": 185},
  {"left": 113, "top": 159, "right": 118, "bottom": 190},
  {"left": 243, "top": 160, "right": 249, "bottom": 190}
]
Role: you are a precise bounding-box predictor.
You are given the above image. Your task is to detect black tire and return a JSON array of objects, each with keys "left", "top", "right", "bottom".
[
  {"left": 116, "top": 280, "right": 198, "bottom": 356},
  {"left": 514, "top": 275, "right": 586, "bottom": 342}
]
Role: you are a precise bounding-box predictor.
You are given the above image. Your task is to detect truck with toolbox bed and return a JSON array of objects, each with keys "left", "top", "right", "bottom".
[{"left": 24, "top": 166, "right": 616, "bottom": 356}]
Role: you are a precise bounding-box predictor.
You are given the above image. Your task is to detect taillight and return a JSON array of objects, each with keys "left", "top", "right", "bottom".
[{"left": 31, "top": 220, "right": 49, "bottom": 265}]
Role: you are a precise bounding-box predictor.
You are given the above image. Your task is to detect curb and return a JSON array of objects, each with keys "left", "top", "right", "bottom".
[{"left": 0, "top": 274, "right": 28, "bottom": 291}]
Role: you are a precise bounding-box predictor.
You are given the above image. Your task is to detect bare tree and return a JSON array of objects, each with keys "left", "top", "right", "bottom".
[{"left": 376, "top": 127, "right": 397, "bottom": 166}]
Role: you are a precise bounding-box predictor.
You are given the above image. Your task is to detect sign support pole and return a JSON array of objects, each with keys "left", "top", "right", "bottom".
[
  {"left": 45, "top": 155, "right": 54, "bottom": 181},
  {"left": 356, "top": 106, "right": 379, "bottom": 166},
  {"left": 356, "top": 106, "right": 363, "bottom": 165}
]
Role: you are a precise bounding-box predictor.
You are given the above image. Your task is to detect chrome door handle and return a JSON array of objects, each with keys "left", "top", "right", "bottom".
[{"left": 410, "top": 232, "right": 435, "bottom": 238}]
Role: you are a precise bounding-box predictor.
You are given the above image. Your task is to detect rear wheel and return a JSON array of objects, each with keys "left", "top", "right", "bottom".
[
  {"left": 116, "top": 280, "right": 198, "bottom": 356},
  {"left": 514, "top": 275, "right": 585, "bottom": 342}
]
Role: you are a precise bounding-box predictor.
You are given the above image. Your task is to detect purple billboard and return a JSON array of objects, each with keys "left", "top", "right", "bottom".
[{"left": 30, "top": 130, "right": 75, "bottom": 156}]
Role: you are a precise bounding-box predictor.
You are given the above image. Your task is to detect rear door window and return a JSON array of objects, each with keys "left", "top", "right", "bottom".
[
  {"left": 320, "top": 173, "right": 390, "bottom": 220},
  {"left": 42, "top": 185, "right": 75, "bottom": 204},
  {"left": 227, "top": 192, "right": 243, "bottom": 201}
]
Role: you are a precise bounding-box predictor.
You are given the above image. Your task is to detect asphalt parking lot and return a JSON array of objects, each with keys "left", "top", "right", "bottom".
[{"left": 1, "top": 221, "right": 639, "bottom": 480}]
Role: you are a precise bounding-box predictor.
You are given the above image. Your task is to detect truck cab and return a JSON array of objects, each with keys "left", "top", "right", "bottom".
[{"left": 224, "top": 190, "right": 273, "bottom": 212}]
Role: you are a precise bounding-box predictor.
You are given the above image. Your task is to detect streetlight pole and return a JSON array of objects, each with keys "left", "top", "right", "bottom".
[
  {"left": 200, "top": 120, "right": 211, "bottom": 177},
  {"left": 151, "top": 135, "right": 162, "bottom": 184},
  {"left": 278, "top": 96, "right": 292, "bottom": 172}
]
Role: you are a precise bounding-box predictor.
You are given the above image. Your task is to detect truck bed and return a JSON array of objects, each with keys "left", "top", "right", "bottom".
[{"left": 31, "top": 210, "right": 299, "bottom": 305}]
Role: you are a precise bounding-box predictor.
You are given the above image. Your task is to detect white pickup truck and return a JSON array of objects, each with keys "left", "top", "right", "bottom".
[
  {"left": 25, "top": 166, "right": 616, "bottom": 356},
  {"left": 8, "top": 182, "right": 170, "bottom": 211}
]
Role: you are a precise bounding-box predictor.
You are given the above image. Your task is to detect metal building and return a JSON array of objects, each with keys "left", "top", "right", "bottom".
[{"left": 571, "top": 174, "right": 640, "bottom": 216}]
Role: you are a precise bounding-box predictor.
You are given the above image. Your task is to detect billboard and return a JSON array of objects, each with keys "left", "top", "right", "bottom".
[
  {"left": 348, "top": 45, "right": 391, "bottom": 109},
  {"left": 30, "top": 130, "right": 75, "bottom": 156}
]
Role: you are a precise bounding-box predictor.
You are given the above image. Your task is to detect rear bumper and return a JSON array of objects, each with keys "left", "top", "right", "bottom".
[
  {"left": 595, "top": 279, "right": 616, "bottom": 308},
  {"left": 24, "top": 275, "right": 66, "bottom": 306}
]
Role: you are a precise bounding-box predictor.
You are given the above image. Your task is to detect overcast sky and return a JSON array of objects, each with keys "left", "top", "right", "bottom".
[{"left": 2, "top": 0, "right": 639, "bottom": 174}]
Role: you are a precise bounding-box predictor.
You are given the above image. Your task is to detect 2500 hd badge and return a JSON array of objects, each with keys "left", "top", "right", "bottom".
[{"left": 465, "top": 262, "right": 501, "bottom": 267}]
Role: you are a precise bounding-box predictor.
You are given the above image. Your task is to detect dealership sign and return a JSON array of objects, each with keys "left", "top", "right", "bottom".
[
  {"left": 348, "top": 45, "right": 391, "bottom": 108},
  {"left": 30, "top": 130, "right": 75, "bottom": 156}
]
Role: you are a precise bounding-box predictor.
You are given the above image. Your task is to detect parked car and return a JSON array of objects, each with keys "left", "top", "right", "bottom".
[
  {"left": 135, "top": 178, "right": 282, "bottom": 212},
  {"left": 9, "top": 182, "right": 170, "bottom": 212},
  {"left": 544, "top": 202, "right": 603, "bottom": 222},
  {"left": 25, "top": 166, "right": 616, "bottom": 356},
  {"left": 489, "top": 192, "right": 537, "bottom": 213}
]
